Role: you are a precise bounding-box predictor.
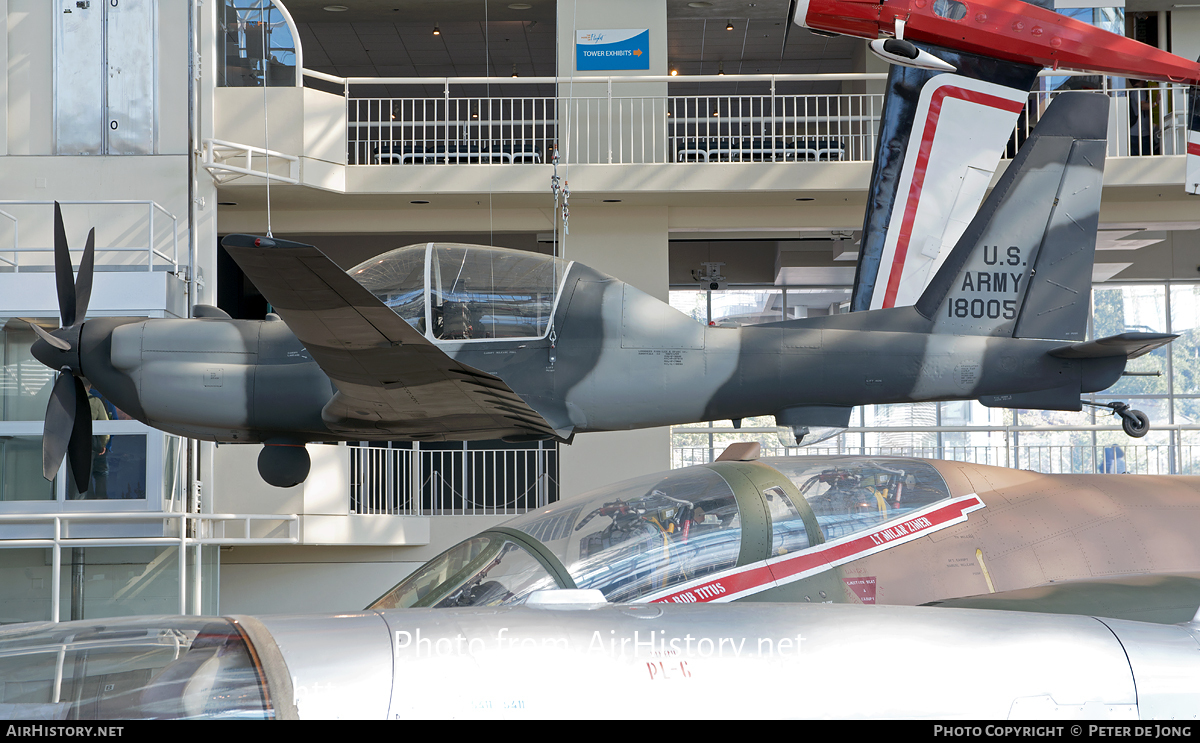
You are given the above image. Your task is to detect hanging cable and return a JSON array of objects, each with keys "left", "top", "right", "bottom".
[
  {"left": 260, "top": 0, "right": 273, "bottom": 237},
  {"left": 485, "top": 0, "right": 494, "bottom": 245},
  {"left": 550, "top": 1, "right": 561, "bottom": 261},
  {"left": 559, "top": 0, "right": 579, "bottom": 252}
]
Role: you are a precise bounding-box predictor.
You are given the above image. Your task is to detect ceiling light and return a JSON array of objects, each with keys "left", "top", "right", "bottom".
[
  {"left": 508, "top": 2, "right": 533, "bottom": 8},
  {"left": 727, "top": 20, "right": 735, "bottom": 31},
  {"left": 688, "top": 1, "right": 713, "bottom": 7},
  {"left": 432, "top": 24, "right": 441, "bottom": 35},
  {"left": 323, "top": 5, "right": 348, "bottom": 11},
  {"left": 670, "top": 67, "right": 679, "bottom": 76}
]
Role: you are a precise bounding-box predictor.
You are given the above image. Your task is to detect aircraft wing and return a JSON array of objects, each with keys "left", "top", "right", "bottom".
[
  {"left": 220, "top": 235, "right": 561, "bottom": 441},
  {"left": 1048, "top": 332, "right": 1179, "bottom": 360}
]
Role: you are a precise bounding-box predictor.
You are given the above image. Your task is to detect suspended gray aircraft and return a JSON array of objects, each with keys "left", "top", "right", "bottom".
[{"left": 28, "top": 92, "right": 1175, "bottom": 489}]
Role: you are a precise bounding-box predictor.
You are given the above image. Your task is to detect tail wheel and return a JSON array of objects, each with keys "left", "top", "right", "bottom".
[{"left": 1121, "top": 410, "right": 1150, "bottom": 438}]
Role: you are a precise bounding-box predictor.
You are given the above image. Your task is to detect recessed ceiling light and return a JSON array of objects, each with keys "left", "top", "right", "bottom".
[
  {"left": 410, "top": 200, "right": 430, "bottom": 204},
  {"left": 688, "top": 1, "right": 713, "bottom": 6},
  {"left": 508, "top": 2, "right": 533, "bottom": 8},
  {"left": 323, "top": 5, "right": 348, "bottom": 11}
]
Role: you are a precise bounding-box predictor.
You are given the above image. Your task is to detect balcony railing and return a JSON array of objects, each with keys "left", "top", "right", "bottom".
[
  {"left": 349, "top": 445, "right": 558, "bottom": 516},
  {"left": 307, "top": 70, "right": 1190, "bottom": 167},
  {"left": 672, "top": 423, "right": 1200, "bottom": 475},
  {"left": 0, "top": 512, "right": 298, "bottom": 621},
  {"left": 0, "top": 200, "right": 179, "bottom": 273}
]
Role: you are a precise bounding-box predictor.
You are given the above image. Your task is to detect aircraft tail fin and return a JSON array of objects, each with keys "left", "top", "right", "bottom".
[
  {"left": 1186, "top": 80, "right": 1200, "bottom": 195},
  {"left": 914, "top": 92, "right": 1108, "bottom": 341},
  {"left": 852, "top": 44, "right": 1039, "bottom": 312}
]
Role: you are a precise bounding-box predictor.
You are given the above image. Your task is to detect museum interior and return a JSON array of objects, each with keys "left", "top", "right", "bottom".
[{"left": 0, "top": 0, "right": 1198, "bottom": 626}]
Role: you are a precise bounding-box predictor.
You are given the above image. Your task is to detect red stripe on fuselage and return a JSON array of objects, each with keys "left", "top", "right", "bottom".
[
  {"left": 881, "top": 87, "right": 1025, "bottom": 309},
  {"left": 1188, "top": 141, "right": 1200, "bottom": 157},
  {"left": 649, "top": 494, "right": 985, "bottom": 604}
]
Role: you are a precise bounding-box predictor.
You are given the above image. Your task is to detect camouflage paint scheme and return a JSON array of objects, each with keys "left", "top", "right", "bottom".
[{"left": 29, "top": 94, "right": 1173, "bottom": 484}]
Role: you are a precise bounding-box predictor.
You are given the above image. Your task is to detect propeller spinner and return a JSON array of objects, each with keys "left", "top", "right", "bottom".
[{"left": 28, "top": 202, "right": 97, "bottom": 490}]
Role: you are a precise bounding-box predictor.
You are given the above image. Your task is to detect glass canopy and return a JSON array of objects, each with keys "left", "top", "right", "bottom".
[
  {"left": 368, "top": 456, "right": 956, "bottom": 609},
  {"left": 349, "top": 243, "right": 571, "bottom": 342}
]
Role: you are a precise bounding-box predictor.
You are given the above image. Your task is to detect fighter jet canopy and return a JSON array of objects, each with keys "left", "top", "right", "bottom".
[
  {"left": 0, "top": 617, "right": 274, "bottom": 719},
  {"left": 370, "top": 457, "right": 954, "bottom": 609},
  {"left": 349, "top": 243, "right": 571, "bottom": 341}
]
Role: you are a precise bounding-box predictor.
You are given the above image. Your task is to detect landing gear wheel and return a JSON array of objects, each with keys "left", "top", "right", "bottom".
[
  {"left": 1121, "top": 409, "right": 1150, "bottom": 438},
  {"left": 1082, "top": 400, "right": 1152, "bottom": 439}
]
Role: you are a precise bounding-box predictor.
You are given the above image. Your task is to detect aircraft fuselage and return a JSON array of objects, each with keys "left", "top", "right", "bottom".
[{"left": 72, "top": 264, "right": 1120, "bottom": 444}]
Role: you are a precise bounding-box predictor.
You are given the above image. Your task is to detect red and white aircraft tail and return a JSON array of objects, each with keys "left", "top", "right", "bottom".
[
  {"left": 851, "top": 44, "right": 1038, "bottom": 311},
  {"left": 1188, "top": 83, "right": 1200, "bottom": 196}
]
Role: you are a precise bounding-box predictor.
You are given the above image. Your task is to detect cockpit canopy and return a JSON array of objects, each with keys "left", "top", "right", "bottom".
[
  {"left": 370, "top": 456, "right": 954, "bottom": 610},
  {"left": 0, "top": 618, "right": 270, "bottom": 719},
  {"left": 349, "top": 243, "right": 571, "bottom": 342}
]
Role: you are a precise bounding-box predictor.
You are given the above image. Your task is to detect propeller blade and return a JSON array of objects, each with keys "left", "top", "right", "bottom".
[
  {"left": 67, "top": 376, "right": 93, "bottom": 495},
  {"left": 42, "top": 370, "right": 76, "bottom": 481},
  {"left": 53, "top": 202, "right": 77, "bottom": 328},
  {"left": 74, "top": 228, "right": 95, "bottom": 323},
  {"left": 21, "top": 319, "right": 70, "bottom": 351}
]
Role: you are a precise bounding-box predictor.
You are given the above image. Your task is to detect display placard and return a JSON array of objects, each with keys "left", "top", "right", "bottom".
[{"left": 575, "top": 29, "right": 650, "bottom": 71}]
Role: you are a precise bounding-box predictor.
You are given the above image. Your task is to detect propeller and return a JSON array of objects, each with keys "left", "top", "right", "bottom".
[{"left": 30, "top": 202, "right": 96, "bottom": 490}]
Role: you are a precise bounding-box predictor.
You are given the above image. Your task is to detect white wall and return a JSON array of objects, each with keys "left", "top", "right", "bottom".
[
  {"left": 555, "top": 204, "right": 672, "bottom": 498},
  {"left": 1171, "top": 9, "right": 1200, "bottom": 64},
  {"left": 218, "top": 514, "right": 513, "bottom": 615}
]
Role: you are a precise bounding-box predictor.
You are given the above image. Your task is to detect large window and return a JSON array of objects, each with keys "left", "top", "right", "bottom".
[
  {"left": 670, "top": 282, "right": 1200, "bottom": 475},
  {"left": 219, "top": 1, "right": 300, "bottom": 87},
  {"left": 0, "top": 321, "right": 179, "bottom": 506}
]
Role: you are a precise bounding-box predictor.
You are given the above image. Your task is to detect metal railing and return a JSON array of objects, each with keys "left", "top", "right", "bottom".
[
  {"left": 349, "top": 446, "right": 558, "bottom": 516},
  {"left": 0, "top": 200, "right": 179, "bottom": 273},
  {"left": 202, "top": 138, "right": 301, "bottom": 185},
  {"left": 0, "top": 512, "right": 298, "bottom": 620},
  {"left": 350, "top": 97, "right": 557, "bottom": 167},
  {"left": 672, "top": 429, "right": 1200, "bottom": 476},
  {"left": 346, "top": 89, "right": 881, "bottom": 166},
  {"left": 311, "top": 69, "right": 1190, "bottom": 167}
]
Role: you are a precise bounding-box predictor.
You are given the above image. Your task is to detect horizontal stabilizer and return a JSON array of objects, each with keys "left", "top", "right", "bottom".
[{"left": 1048, "top": 332, "right": 1178, "bottom": 360}]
